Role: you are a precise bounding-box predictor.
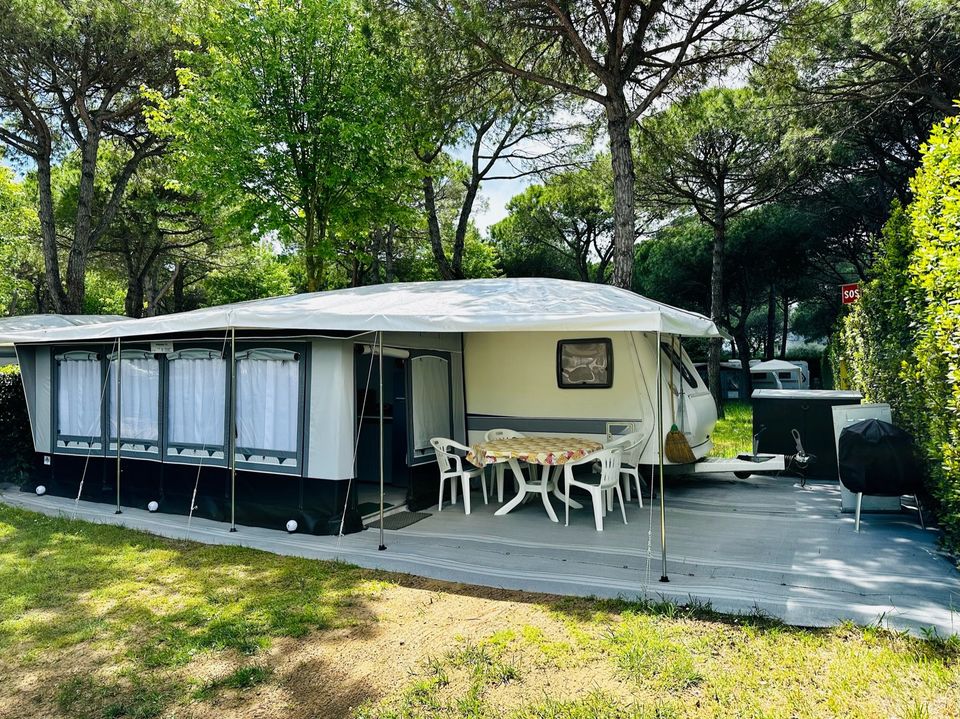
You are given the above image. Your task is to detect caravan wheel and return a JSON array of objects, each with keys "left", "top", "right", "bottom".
[{"left": 734, "top": 471, "right": 752, "bottom": 479}]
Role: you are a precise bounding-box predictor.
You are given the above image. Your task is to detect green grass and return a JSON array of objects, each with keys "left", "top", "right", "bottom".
[
  {"left": 2, "top": 503, "right": 960, "bottom": 719},
  {"left": 708, "top": 400, "right": 753, "bottom": 457},
  {"left": 0, "top": 503, "right": 385, "bottom": 718}
]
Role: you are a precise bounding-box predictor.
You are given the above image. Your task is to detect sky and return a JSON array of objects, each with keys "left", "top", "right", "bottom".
[{"left": 473, "top": 175, "right": 530, "bottom": 233}]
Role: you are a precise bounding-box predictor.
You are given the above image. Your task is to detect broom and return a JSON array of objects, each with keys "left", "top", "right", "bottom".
[{"left": 664, "top": 337, "right": 697, "bottom": 464}]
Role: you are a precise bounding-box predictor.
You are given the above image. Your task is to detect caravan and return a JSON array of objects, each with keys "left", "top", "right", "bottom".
[{"left": 6, "top": 278, "right": 720, "bottom": 536}]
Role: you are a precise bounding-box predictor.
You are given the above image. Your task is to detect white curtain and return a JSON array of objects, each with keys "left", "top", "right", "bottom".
[
  {"left": 57, "top": 357, "right": 102, "bottom": 438},
  {"left": 167, "top": 356, "right": 226, "bottom": 447},
  {"left": 411, "top": 355, "right": 450, "bottom": 452},
  {"left": 237, "top": 358, "right": 298, "bottom": 453},
  {"left": 108, "top": 357, "right": 160, "bottom": 441}
]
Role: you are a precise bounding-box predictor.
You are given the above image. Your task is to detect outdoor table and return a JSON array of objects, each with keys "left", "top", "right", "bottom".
[{"left": 467, "top": 436, "right": 603, "bottom": 522}]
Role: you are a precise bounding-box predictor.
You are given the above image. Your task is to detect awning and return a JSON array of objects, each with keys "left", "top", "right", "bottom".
[{"left": 3, "top": 278, "right": 722, "bottom": 343}]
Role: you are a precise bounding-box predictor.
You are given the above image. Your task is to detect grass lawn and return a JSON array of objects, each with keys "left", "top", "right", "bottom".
[
  {"left": 709, "top": 401, "right": 753, "bottom": 457},
  {"left": 2, "top": 503, "right": 959, "bottom": 718}
]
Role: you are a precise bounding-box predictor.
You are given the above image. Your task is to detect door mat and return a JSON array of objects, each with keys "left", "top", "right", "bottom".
[
  {"left": 367, "top": 511, "right": 432, "bottom": 530},
  {"left": 358, "top": 501, "right": 394, "bottom": 516}
]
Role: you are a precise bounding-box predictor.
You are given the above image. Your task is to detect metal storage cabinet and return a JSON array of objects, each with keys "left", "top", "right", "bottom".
[{"left": 751, "top": 390, "right": 862, "bottom": 480}]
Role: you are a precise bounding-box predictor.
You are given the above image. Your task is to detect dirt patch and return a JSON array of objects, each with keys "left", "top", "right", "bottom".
[{"left": 172, "top": 577, "right": 565, "bottom": 718}]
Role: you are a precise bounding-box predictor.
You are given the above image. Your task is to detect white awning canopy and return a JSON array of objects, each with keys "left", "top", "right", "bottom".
[{"left": 3, "top": 278, "right": 722, "bottom": 344}]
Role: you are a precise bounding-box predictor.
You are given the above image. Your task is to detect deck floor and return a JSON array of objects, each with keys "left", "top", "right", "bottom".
[{"left": 3, "top": 473, "right": 958, "bottom": 635}]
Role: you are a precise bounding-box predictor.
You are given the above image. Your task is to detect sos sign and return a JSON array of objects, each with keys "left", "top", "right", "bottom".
[{"left": 841, "top": 283, "right": 860, "bottom": 304}]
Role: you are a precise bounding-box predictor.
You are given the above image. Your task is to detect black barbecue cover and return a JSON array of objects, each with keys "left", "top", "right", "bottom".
[{"left": 838, "top": 419, "right": 920, "bottom": 495}]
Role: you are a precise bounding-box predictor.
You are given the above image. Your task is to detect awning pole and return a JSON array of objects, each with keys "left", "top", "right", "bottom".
[
  {"left": 658, "top": 331, "right": 669, "bottom": 582},
  {"left": 378, "top": 330, "right": 386, "bottom": 551},
  {"left": 115, "top": 337, "right": 122, "bottom": 515},
  {"left": 229, "top": 326, "right": 237, "bottom": 533}
]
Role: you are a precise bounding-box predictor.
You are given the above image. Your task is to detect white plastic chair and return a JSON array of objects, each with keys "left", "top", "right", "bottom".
[
  {"left": 563, "top": 448, "right": 627, "bottom": 531},
  {"left": 604, "top": 431, "right": 647, "bottom": 507},
  {"left": 430, "top": 437, "right": 488, "bottom": 515},
  {"left": 484, "top": 428, "right": 526, "bottom": 502}
]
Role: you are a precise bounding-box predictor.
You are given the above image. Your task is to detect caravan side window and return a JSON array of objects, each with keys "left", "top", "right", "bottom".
[
  {"left": 166, "top": 349, "right": 227, "bottom": 461},
  {"left": 557, "top": 339, "right": 613, "bottom": 389},
  {"left": 56, "top": 350, "right": 104, "bottom": 450},
  {"left": 235, "top": 348, "right": 301, "bottom": 469}
]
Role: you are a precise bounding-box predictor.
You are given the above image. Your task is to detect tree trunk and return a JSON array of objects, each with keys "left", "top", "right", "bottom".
[
  {"left": 451, "top": 179, "right": 481, "bottom": 280},
  {"left": 35, "top": 157, "right": 68, "bottom": 313},
  {"left": 423, "top": 175, "right": 455, "bottom": 280},
  {"left": 125, "top": 277, "right": 145, "bottom": 319},
  {"left": 304, "top": 204, "right": 319, "bottom": 292},
  {"left": 708, "top": 217, "right": 726, "bottom": 417},
  {"left": 780, "top": 295, "right": 790, "bottom": 358},
  {"left": 172, "top": 265, "right": 186, "bottom": 312},
  {"left": 384, "top": 224, "right": 395, "bottom": 283},
  {"left": 734, "top": 330, "right": 753, "bottom": 401},
  {"left": 606, "top": 96, "right": 637, "bottom": 290},
  {"left": 63, "top": 133, "right": 102, "bottom": 314},
  {"left": 765, "top": 284, "right": 776, "bottom": 360}
]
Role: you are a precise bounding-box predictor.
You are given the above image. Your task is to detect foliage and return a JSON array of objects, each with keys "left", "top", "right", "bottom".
[
  {"left": 0, "top": 0, "right": 185, "bottom": 313},
  {"left": 836, "top": 109, "right": 960, "bottom": 548},
  {"left": 0, "top": 163, "right": 42, "bottom": 314},
  {"left": 151, "top": 0, "right": 416, "bottom": 292},
  {"left": 202, "top": 243, "right": 295, "bottom": 306},
  {"left": 904, "top": 109, "right": 960, "bottom": 547},
  {"left": 756, "top": 0, "right": 960, "bottom": 338},
  {"left": 0, "top": 366, "right": 34, "bottom": 483},
  {"left": 635, "top": 86, "right": 814, "bottom": 403},
  {"left": 81, "top": 271, "right": 127, "bottom": 316},
  {"left": 425, "top": 0, "right": 793, "bottom": 289},
  {"left": 835, "top": 204, "right": 918, "bottom": 414},
  {"left": 491, "top": 161, "right": 614, "bottom": 283},
  {"left": 635, "top": 204, "right": 823, "bottom": 359}
]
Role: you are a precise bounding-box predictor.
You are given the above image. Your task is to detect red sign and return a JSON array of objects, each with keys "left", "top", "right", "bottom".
[{"left": 841, "top": 283, "right": 860, "bottom": 304}]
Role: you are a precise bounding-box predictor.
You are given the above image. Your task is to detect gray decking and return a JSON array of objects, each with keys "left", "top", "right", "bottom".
[{"left": 3, "top": 473, "right": 958, "bottom": 636}]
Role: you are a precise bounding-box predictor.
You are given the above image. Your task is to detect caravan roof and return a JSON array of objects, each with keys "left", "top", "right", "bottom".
[
  {"left": 3, "top": 278, "right": 722, "bottom": 343},
  {"left": 751, "top": 360, "right": 802, "bottom": 373}
]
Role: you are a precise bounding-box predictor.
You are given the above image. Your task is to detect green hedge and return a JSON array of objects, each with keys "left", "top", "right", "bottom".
[
  {"left": 0, "top": 365, "right": 34, "bottom": 483},
  {"left": 835, "top": 108, "right": 960, "bottom": 549}
]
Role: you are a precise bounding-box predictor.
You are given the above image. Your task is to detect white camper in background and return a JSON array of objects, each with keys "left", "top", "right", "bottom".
[{"left": 750, "top": 359, "right": 809, "bottom": 391}]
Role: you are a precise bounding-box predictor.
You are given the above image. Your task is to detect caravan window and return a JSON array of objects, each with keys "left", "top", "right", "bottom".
[
  {"left": 166, "top": 349, "right": 227, "bottom": 459},
  {"left": 235, "top": 348, "right": 301, "bottom": 467},
  {"left": 410, "top": 354, "right": 452, "bottom": 459},
  {"left": 56, "top": 351, "right": 104, "bottom": 447},
  {"left": 660, "top": 342, "right": 698, "bottom": 389},
  {"left": 108, "top": 350, "right": 160, "bottom": 452},
  {"left": 557, "top": 339, "right": 613, "bottom": 388}
]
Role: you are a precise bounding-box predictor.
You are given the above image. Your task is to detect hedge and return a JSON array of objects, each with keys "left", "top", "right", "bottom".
[
  {"left": 0, "top": 365, "right": 34, "bottom": 484},
  {"left": 835, "top": 108, "right": 960, "bottom": 550}
]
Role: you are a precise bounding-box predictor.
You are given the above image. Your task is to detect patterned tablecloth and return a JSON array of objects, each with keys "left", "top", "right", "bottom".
[{"left": 467, "top": 436, "right": 603, "bottom": 467}]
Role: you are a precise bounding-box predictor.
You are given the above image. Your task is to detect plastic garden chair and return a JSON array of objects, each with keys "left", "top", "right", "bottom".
[
  {"left": 430, "top": 437, "right": 488, "bottom": 515},
  {"left": 604, "top": 431, "right": 647, "bottom": 507},
  {"left": 562, "top": 448, "right": 627, "bottom": 531}
]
